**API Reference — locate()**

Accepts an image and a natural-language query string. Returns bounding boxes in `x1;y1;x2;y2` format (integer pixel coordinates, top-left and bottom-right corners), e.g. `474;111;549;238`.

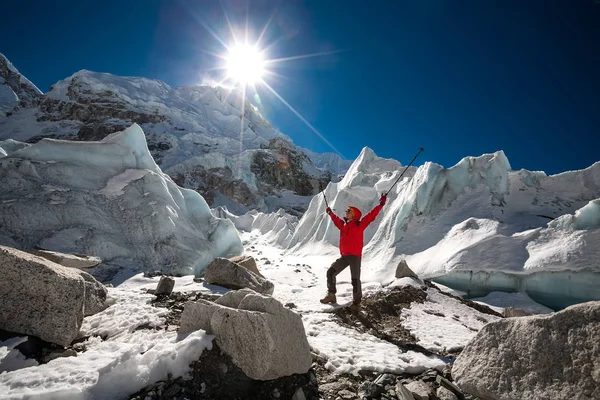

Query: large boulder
155;276;175;295
28;250;107;317
76;270;108;316
229;255;264;278
0;246;87;346
180;290;312;380
204;257;274;295
453;301;600;400
395;259;418;279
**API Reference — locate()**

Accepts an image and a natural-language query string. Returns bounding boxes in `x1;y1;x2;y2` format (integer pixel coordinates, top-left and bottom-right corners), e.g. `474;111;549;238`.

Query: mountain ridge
0;55;351;215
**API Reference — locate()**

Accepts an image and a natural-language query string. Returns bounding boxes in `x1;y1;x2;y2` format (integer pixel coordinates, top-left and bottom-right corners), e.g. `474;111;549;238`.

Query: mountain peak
0;53;42;113
0;66;350;214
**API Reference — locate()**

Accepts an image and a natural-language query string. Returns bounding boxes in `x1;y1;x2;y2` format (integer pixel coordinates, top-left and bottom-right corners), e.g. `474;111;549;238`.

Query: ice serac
289;146;403;251
0;123;243;277
213;206;298;248
288;147;600;309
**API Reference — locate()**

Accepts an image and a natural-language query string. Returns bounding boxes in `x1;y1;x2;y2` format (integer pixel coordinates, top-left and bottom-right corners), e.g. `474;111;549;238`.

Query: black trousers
326;255;362;304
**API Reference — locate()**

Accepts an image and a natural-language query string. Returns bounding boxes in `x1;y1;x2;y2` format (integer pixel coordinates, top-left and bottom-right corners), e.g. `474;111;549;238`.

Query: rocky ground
128;282;493;400
2;282;493;400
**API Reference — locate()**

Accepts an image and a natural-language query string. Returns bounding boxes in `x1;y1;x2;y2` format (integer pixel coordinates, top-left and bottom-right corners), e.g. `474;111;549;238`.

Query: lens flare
225;44;265;84
189;3;348;158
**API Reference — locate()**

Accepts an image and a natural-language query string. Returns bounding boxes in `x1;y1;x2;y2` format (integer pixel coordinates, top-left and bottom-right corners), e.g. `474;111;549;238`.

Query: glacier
283;147;600;310
1;52;599;309
4;121;594;309
0;124;243;278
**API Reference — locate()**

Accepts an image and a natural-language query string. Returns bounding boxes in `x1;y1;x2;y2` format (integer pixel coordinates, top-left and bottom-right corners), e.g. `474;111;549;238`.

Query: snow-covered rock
0;124;243;276
453;301;600;400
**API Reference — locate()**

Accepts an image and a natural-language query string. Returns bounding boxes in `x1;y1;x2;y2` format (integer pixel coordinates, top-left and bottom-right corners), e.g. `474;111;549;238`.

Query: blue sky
1;0;599;174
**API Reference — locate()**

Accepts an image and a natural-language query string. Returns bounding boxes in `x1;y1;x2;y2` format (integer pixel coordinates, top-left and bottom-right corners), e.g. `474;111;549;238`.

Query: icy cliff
0;124;243;277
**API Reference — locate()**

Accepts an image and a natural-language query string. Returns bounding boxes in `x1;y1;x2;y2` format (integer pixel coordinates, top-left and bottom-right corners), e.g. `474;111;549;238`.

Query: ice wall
289;147;600;308
0;124;243;278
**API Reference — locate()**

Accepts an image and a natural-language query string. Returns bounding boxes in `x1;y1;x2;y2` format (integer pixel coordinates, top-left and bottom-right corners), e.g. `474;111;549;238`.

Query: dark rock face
172;165;258;207
36;77;167;141
0;55;42;112
251;139;328;197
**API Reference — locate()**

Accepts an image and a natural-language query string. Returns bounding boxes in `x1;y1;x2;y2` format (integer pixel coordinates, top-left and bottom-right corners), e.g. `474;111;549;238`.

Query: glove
379;194;387;206
326;207;332;214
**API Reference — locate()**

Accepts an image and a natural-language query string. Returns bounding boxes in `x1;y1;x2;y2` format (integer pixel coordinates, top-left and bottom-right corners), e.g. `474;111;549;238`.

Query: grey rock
180;291;311;380
405;381;430;400
336;389;356;400
437;387;459;400
395;259;418;279
162;383;181;398
435;375;464;400
214;288;257;308
0;246;85;346
25;250;107;317
180;299;220;333
155;276;175;295
396;382;414;400
374;373;396;386
229;255;264;278
359;381;383;398
43;348;78;363
204;257;274;295
30;249;101;269
292;387;306;400
319;381;352;394
76;270;108;316
501;307;531;317
453;301;600;400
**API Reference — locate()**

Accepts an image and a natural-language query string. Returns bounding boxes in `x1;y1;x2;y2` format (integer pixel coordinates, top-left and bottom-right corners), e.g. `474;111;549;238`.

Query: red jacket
327;204;383;257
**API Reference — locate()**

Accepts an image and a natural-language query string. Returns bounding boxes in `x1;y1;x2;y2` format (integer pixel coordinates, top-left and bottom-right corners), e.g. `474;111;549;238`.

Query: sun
191;4;347;157
225;44;265;85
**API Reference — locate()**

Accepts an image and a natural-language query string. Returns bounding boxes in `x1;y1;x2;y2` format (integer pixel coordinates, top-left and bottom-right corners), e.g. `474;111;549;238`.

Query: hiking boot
320;293;336;304
348;302;360;312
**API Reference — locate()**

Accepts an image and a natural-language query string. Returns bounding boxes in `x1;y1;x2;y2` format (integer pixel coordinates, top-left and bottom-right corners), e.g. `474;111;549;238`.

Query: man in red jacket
320;194;387;311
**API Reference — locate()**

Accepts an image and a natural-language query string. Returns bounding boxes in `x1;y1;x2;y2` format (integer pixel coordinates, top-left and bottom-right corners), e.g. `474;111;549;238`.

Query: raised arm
360;195;387;228
326;207;344;230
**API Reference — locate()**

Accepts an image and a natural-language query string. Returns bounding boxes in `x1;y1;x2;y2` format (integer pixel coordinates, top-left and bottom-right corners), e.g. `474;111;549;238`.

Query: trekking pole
319;181;329;208
385;148;424;196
